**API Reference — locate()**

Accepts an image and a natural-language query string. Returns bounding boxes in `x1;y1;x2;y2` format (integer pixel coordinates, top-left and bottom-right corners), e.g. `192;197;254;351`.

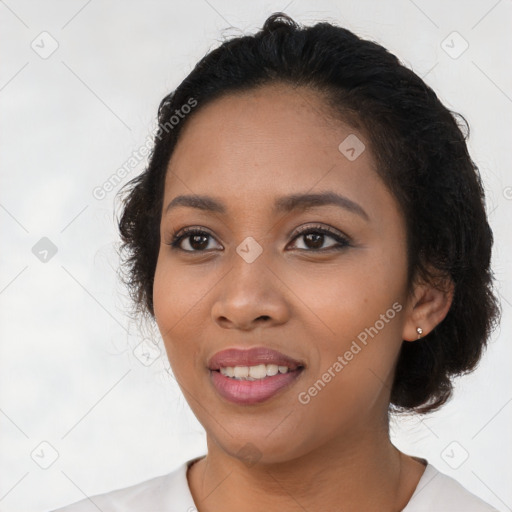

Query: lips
207;347;306;405
208;347;305;371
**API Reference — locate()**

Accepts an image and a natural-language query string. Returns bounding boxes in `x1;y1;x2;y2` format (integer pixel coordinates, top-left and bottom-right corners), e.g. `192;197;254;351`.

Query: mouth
208;347;305;405
217;363;302;380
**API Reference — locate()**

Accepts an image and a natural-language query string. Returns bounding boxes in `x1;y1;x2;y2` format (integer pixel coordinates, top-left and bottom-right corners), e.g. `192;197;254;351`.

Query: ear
402;274;454;342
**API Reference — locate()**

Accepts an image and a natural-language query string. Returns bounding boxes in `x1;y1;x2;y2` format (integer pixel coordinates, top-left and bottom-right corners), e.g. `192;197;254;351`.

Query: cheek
297;253;406;399
310;287;403;378
152;255;208;369
303;253;405;339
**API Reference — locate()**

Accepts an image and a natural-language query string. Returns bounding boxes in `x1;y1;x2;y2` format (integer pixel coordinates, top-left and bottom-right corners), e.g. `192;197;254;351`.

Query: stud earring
416;327;423;339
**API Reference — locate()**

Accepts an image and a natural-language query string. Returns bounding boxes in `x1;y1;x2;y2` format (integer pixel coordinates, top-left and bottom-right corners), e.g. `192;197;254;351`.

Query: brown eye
186;233;210;251
289;225;350;251
168;228;222;252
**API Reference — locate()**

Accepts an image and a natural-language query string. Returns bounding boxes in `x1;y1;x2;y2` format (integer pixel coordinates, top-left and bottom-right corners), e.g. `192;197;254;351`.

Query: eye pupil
305;233;323;249
190;234;209;250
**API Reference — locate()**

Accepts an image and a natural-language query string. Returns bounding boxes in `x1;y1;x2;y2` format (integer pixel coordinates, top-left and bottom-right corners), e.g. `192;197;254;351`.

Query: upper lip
208;347;305;371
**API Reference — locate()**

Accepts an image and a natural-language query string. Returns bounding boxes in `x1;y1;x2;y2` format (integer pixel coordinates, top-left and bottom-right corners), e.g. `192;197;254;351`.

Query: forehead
168;84;359;174
162;84;396;223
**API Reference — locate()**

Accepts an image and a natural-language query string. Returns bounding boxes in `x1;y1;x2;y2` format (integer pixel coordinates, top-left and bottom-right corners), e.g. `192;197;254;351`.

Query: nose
211;252;290;331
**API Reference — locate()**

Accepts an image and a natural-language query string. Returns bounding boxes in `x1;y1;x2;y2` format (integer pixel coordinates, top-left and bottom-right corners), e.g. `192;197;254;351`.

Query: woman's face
153;84;415;463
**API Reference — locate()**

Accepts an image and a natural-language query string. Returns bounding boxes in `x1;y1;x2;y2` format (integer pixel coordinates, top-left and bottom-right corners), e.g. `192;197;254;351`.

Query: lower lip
209;368;304;405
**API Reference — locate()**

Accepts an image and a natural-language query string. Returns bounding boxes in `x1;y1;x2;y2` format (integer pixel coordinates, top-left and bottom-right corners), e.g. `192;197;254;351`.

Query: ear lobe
402;276;454;342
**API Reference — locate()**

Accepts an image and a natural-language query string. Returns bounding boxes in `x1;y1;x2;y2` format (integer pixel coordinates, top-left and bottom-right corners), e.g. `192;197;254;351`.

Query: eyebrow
165;191;369;221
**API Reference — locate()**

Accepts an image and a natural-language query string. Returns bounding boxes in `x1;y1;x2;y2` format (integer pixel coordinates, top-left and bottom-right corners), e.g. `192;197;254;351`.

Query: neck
187;423;422;512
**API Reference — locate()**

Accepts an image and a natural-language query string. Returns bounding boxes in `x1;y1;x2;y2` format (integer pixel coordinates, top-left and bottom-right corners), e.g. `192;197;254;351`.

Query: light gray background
1;1;511;511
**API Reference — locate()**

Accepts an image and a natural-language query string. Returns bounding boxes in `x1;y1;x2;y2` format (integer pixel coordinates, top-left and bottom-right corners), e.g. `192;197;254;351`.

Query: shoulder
403;462;499;512
50;458;200;512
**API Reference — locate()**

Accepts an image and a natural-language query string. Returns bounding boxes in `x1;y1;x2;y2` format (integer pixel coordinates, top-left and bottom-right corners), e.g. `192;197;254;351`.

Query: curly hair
116;12;500;414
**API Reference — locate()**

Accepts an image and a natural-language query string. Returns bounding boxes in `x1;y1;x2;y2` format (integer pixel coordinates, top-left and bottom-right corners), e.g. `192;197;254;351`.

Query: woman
54;12;501;512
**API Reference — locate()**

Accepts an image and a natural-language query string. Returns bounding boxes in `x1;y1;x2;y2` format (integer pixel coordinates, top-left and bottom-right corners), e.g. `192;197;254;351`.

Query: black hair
116;12;500;414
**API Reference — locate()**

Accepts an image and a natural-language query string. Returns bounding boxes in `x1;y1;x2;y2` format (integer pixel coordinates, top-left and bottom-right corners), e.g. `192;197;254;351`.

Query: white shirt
52;455;499;512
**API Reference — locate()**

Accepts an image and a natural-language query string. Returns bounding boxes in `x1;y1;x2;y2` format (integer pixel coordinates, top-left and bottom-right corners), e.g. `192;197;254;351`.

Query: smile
219;363;294;379
210;366;304;405
208;347;306;405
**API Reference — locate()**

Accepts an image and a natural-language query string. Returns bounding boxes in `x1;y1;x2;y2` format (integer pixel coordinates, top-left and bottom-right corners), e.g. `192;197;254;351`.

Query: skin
153;83;453;512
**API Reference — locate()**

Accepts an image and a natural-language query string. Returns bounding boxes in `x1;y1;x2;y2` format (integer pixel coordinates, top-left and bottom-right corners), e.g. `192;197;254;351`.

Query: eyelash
165;224;351;253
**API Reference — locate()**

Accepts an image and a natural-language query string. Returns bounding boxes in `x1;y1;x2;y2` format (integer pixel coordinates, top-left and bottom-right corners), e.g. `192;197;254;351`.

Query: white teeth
249;364;267;379
219;364;294;380
266;364;279;376
233;366;249;378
